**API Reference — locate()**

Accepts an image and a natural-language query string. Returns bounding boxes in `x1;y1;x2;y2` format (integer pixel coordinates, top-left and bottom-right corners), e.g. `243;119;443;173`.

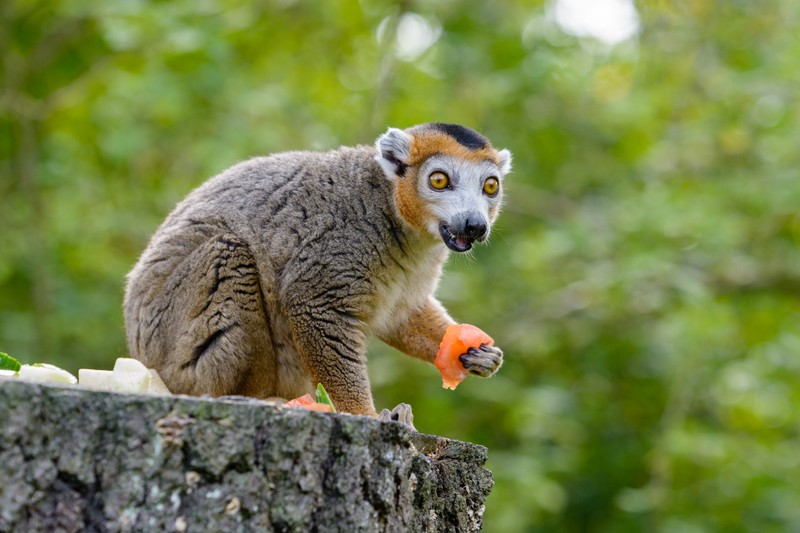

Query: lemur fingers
459;344;503;378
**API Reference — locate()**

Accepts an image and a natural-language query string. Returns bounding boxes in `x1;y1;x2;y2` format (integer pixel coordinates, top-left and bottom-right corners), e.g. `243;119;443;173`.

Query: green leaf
315;383;336;413
0;352;22;372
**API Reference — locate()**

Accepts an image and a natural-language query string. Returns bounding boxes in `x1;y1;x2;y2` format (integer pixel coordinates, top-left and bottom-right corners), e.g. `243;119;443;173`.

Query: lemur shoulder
124;122;512;423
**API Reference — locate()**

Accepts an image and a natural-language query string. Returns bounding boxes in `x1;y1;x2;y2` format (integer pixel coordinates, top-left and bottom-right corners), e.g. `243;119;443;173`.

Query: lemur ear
375;128;413;179
497;149;513;176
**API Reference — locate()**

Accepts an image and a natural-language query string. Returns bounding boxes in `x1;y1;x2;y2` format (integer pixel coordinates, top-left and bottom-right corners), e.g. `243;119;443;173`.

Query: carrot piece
286;393;333;412
303;402;334;412
286;393;315;407
434;324;494;390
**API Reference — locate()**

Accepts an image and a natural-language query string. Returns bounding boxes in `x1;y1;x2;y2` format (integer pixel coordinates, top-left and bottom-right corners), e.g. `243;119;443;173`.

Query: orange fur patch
394;168;433;231
407;132;502;167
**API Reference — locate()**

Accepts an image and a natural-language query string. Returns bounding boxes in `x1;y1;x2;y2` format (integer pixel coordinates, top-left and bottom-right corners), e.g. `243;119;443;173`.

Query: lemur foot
459;344;503;378
378;402;416;431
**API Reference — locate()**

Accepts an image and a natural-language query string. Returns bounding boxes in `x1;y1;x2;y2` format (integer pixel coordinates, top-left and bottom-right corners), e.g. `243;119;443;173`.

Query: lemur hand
459;344;503;378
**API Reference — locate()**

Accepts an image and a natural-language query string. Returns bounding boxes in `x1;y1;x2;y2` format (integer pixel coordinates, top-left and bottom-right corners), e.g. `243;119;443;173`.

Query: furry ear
497;148;513;176
375;127;413;179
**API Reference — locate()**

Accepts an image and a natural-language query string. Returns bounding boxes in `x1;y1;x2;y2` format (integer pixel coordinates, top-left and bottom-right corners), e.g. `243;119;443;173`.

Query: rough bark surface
0;380;493;532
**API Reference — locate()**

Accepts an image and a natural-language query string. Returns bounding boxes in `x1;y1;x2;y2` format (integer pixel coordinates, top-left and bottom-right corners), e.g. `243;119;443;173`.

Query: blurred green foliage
2;1;800;531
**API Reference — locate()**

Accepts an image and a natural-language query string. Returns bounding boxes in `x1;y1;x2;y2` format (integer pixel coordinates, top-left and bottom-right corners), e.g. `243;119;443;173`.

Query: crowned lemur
124;123;511;425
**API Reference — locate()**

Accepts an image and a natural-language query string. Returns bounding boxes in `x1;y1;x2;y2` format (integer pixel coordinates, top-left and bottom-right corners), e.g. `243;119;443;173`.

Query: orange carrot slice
434;323;494;390
304;402;334;412
286;393;314;407
286;393;333;412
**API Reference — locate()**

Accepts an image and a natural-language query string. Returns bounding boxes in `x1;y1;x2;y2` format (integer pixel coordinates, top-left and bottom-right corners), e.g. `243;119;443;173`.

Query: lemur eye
429;172;450;190
483;177;499;196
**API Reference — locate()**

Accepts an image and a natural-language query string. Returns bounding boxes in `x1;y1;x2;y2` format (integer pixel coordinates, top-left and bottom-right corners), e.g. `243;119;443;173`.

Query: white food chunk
147;368;172;395
110;358;152;393
18;364;77;385
78;369;115;390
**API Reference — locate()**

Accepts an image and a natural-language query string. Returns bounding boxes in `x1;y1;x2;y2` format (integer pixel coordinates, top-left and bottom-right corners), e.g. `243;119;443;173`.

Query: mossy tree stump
0;380;493;532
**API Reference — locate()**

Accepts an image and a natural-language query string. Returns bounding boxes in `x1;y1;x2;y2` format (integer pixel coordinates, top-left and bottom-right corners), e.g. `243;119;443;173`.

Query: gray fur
125;126;509;417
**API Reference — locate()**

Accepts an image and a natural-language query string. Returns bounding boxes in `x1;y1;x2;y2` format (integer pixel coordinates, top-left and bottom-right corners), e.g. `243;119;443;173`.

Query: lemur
124;123;511;425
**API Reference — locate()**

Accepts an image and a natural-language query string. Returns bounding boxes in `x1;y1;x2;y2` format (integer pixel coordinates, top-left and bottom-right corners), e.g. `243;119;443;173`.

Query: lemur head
375;123;512;252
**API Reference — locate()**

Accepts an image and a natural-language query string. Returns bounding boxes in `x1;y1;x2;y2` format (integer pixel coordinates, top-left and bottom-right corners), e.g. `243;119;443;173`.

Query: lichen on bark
0;380;493;532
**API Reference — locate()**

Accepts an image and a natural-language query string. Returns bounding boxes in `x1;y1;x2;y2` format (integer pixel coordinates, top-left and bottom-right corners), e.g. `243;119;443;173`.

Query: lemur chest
367;247;446;336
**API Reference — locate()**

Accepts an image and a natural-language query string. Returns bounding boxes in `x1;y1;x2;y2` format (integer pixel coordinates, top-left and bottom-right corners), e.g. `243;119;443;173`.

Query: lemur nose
464;217;487;239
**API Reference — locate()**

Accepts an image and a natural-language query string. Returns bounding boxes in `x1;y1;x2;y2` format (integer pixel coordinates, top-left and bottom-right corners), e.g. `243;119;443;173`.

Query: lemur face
375;123;512;252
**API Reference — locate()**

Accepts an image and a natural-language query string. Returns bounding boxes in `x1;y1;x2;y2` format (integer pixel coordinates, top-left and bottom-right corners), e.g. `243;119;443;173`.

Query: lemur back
124;123;511;417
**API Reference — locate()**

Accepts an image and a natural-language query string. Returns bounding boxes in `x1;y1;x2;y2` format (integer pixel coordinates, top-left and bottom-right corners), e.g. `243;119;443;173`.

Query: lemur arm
379;297;504;378
284;297;377;416
378;297;453;363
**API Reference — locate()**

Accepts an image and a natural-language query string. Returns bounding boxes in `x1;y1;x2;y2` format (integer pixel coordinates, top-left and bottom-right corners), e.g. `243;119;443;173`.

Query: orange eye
429;172;450;190
483;177;499;196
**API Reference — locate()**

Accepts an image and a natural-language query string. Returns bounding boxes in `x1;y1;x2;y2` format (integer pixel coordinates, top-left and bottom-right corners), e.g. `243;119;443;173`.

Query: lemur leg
127;227;276;397
284;303;376;416
172;233;277;396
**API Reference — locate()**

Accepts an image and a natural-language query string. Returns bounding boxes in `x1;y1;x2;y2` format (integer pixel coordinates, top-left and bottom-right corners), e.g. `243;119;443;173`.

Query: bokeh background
2;0;800;531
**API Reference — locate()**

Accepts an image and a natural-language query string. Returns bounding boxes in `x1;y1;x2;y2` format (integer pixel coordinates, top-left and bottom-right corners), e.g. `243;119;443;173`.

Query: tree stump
0;380;493;532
